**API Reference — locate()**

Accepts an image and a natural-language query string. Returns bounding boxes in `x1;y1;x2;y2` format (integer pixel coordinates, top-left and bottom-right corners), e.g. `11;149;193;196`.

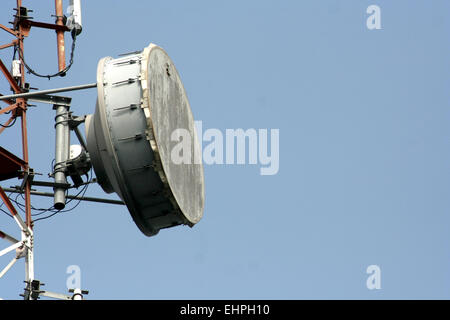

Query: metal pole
2;188;125;205
16;0;35;288
0;83;97;100
53;104;70;210
55;0;66;73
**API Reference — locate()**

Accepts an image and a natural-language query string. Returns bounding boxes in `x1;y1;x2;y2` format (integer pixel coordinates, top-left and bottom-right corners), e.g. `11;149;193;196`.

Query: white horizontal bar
0;83;97;100
40;291;72;300
0;241;23;258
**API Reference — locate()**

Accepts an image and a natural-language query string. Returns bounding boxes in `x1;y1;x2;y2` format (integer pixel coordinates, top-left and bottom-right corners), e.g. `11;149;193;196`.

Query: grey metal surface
3;188;124;205
0;83;96;101
85;43;204;236
145;45;204;225
53;105;70;210
28;95;71;106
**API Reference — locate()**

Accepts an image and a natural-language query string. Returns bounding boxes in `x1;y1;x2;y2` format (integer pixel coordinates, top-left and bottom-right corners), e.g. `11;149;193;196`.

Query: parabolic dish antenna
85;43;204;236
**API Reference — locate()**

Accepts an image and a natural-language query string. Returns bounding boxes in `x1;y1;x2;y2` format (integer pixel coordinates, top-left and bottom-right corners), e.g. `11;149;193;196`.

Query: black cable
15;32;77;80
4;168;92;222
0;208;13;218
0;192;15;218
11;175;83;216
12;192;26;214
17;193;55;216
8;192;48;217
32;183;88;222
0;117;17;128
13;194;56;216
50;159;55;177
33;170;92;223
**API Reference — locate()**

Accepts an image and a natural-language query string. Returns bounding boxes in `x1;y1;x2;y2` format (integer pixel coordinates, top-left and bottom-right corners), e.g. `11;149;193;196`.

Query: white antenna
66;0;82;36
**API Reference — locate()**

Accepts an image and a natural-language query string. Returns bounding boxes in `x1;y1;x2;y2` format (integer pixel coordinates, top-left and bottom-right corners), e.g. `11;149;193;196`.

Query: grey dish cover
85;43;205;237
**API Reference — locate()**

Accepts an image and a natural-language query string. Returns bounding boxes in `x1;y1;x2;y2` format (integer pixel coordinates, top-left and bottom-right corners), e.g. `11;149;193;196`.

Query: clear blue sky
1;0;449;299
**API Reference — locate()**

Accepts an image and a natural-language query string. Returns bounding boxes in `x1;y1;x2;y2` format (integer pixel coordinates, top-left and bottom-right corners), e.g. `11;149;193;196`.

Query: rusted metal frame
0;93;15;105
0;23;17;37
0;230;19;245
17;96;31;228
55;0;66;72
0;187;30;235
0;39;18;51
11;0;31;231
0;145;26;168
0;116;15;135
0;187;19;217
0;59;21;94
20;19;69;33
0;186;28;233
0;102;19;116
18;99;31;229
14;0;34;285
20;112;32;229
